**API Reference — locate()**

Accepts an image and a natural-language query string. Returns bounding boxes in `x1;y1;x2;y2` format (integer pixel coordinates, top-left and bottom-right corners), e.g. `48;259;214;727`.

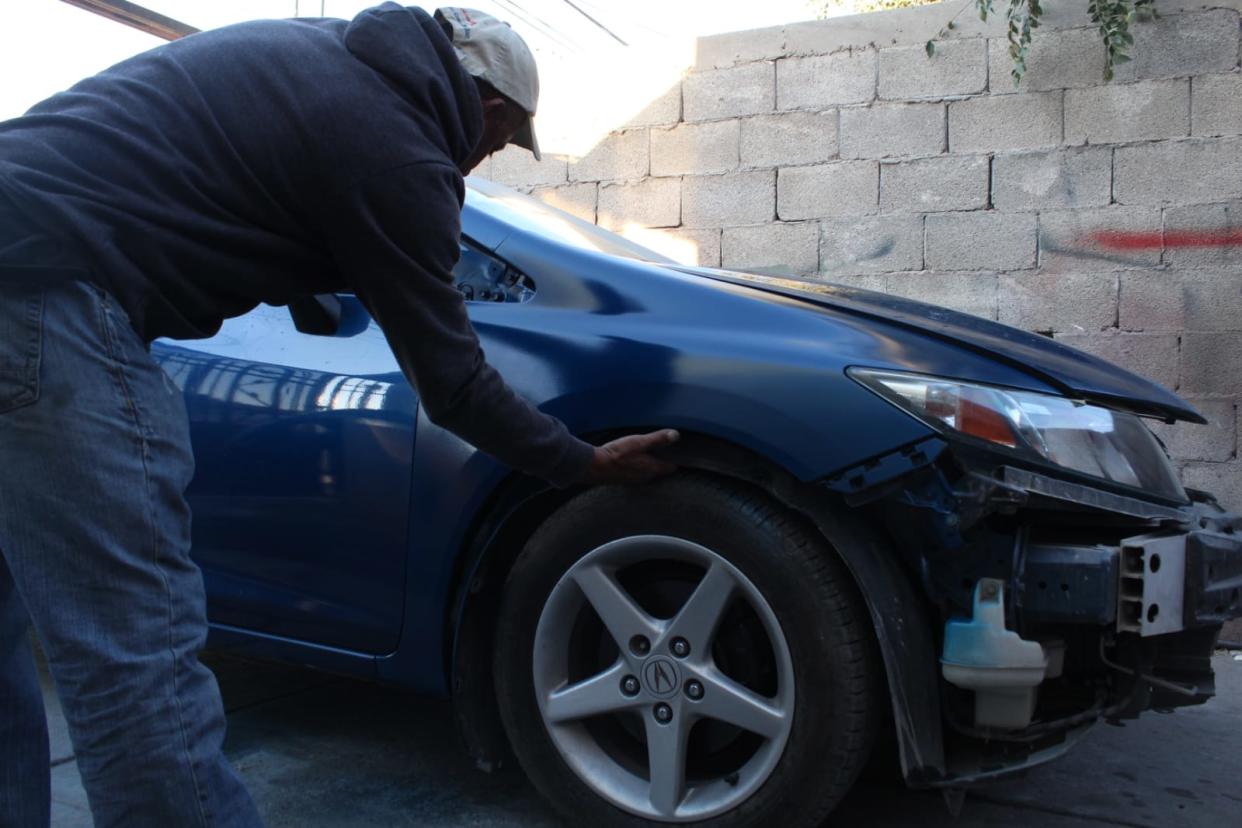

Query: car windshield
465;177;675;264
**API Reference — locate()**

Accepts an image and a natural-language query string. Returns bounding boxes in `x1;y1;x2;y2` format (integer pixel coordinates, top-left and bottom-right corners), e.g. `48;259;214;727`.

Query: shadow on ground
47;652;1242;827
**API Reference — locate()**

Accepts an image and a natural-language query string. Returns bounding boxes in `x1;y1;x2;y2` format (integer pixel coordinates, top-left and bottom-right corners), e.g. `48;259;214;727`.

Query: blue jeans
0;277;262;827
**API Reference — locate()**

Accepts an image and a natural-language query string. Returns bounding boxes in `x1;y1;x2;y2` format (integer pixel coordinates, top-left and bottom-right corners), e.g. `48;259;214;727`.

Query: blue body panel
681;268;1202;423
154;301;416;657
153;183;1197;694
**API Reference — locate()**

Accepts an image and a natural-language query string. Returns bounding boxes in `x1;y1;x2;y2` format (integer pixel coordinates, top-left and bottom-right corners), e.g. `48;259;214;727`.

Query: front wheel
494;474;880;827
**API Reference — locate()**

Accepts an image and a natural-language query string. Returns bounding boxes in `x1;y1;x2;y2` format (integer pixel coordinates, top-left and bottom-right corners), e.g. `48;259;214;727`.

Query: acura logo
642;657;679;698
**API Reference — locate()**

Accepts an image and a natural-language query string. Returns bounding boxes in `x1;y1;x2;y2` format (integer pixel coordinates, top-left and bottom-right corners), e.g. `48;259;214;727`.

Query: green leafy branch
923;0;1159;84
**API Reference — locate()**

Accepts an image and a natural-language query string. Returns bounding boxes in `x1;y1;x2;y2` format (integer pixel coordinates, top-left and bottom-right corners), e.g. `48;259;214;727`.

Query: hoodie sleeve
324;160;595;488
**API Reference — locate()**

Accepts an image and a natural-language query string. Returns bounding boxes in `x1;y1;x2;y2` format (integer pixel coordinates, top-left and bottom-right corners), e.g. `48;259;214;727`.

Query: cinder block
638;227;721;267
597;178;680;231
992;148;1112;210
1064;79;1190;145
624;85;682;128
1184;270;1242;330
682;171;775;228
777;50;877;109
820;214;924;275
1163;203;1242;268
722;222;821;275
680;228;722;267
782;3;1007;57
1054;331;1179;389
885;271;999;319
988;28;1106;93
998;271;1117;331
683;63;775;122
1028;0;1093;30
472;154;493;181
741;111;839;168
693;26;785;70
1151;399;1236;462
489;147;568;188
1192;73;1242;137
1114;138;1242;205
825;273;888;292
569;130;648;183
1182;332;1242;394
840;103;945;159
879;39;988;101
879;155;989;213
528;183;597;224
1038;206;1163;269
1114;10;1240;83
1119;270;1186;331
948;91;1062;152
928;212;1038;271
650;121;740;177
777;162;879;220
1182;460;1242;511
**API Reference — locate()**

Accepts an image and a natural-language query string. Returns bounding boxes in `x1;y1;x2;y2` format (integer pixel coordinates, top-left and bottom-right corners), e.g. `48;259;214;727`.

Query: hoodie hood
682;268;1206;425
344;3;482;168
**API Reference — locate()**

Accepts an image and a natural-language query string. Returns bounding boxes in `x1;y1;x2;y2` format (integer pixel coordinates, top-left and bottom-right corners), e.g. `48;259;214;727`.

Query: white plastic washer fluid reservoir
941;578;1050;730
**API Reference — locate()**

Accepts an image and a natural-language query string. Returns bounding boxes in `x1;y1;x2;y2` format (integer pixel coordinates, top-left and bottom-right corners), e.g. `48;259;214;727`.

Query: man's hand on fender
584;429;680;485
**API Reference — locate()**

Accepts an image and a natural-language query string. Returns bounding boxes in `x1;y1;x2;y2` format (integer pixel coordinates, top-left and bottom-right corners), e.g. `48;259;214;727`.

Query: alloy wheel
532;535;795;822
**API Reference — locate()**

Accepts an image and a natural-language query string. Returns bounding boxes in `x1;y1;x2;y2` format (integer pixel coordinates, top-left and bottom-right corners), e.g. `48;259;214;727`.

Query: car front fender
446;433;949;782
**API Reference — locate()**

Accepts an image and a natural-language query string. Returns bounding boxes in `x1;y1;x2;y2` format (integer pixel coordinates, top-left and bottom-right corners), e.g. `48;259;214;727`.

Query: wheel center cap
642;656;679;698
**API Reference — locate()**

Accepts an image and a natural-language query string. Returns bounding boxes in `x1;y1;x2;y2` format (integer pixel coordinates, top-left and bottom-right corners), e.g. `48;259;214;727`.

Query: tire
494;472;880;827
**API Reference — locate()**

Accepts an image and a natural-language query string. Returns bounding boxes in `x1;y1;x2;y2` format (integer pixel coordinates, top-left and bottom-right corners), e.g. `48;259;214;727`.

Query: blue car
154;178;1242;827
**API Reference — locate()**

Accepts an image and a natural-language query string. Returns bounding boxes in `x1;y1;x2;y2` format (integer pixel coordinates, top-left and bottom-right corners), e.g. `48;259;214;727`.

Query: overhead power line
559;0;627;46
500;0;564;38
574;0;672;39
492;0;579;54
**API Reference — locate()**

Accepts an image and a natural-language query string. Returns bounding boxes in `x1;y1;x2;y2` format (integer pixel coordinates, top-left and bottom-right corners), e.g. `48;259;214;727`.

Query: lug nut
621;675;640;697
654;703;673;724
630;635;651;656
685;680;704;701
670;637;690;658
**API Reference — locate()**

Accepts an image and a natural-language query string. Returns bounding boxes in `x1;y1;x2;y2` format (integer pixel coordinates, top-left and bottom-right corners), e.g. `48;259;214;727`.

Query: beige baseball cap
435;7;541;160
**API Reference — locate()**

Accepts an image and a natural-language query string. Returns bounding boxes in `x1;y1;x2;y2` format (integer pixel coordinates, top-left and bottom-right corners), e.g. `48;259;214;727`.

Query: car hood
677;267;1204;424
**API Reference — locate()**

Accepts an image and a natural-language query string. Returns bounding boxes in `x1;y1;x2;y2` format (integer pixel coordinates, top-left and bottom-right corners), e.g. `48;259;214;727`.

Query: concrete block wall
483;0;1242;508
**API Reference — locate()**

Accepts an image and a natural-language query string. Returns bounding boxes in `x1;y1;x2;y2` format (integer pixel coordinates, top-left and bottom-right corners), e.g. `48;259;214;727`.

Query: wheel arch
447;430;947;783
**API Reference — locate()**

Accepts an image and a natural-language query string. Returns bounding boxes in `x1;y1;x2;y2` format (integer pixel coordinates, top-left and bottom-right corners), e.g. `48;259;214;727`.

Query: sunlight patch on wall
619;226;702;267
536;40;694;158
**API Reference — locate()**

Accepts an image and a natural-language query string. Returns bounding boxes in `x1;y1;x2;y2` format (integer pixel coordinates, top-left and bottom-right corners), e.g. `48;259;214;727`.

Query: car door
152;295;418;654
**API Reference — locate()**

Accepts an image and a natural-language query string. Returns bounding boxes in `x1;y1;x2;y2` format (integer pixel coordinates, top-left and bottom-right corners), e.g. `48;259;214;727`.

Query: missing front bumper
1022;507;1242;634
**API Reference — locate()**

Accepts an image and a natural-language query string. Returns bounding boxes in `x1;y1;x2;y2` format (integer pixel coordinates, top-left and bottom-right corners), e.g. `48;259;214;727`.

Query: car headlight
849;368;1186;502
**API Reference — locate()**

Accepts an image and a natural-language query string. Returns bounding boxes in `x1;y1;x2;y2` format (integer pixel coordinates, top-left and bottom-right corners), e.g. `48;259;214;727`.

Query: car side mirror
288;294;342;335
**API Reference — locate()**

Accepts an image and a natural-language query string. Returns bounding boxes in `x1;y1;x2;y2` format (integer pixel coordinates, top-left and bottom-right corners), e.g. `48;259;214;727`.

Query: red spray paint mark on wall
1088;229;1242;251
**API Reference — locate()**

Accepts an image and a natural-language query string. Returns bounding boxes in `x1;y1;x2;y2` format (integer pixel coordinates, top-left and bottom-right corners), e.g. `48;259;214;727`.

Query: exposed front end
830;370;1242;784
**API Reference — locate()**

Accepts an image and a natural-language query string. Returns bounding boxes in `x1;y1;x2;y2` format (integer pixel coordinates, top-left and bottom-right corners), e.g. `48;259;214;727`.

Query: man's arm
323;162;675;486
